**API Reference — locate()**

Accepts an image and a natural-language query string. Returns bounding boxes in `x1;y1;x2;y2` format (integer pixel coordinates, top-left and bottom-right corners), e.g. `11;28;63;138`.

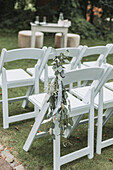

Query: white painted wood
27;46;86;91
8;111;37;123
96;88;103;154
88;87;94;159
35;131;49;138
102;108;113;126
30;22;70;48
53;120;60;170
60;147;90;165
23;67;106;169
83;44;113;67
69;63;113;154
23;102;49;151
2;48;44;62
63;67;104;85
22;85;34;108
0;47;51;128
27;46;83;76
101;138;113;148
80;45;113;86
2;67;9;128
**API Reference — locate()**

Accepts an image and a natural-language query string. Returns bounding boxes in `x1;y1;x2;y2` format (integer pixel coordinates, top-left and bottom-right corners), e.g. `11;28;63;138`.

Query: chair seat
80;64;88;69
0;69;34;88
29;93;49;109
83;61;97;67
94;87;113;109
105;82;113;91
71;86;113;109
27;64;70;82
29;92;90;117
67;92;90;116
71;86;90;100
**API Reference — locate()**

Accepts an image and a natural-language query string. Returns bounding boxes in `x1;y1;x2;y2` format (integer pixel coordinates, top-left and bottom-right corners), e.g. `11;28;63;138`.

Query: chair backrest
35;47;52;78
0;47;46;73
95;63;113;93
48;47;82;60
108;44;113;55
63;67;104;86
47;46;86;70
81;44;113;67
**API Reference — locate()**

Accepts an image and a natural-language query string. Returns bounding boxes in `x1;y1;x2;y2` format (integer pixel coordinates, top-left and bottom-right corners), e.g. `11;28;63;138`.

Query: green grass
0;31;113;169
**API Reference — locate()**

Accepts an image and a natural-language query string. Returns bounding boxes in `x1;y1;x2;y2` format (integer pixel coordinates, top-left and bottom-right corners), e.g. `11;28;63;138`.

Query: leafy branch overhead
47;49;72;139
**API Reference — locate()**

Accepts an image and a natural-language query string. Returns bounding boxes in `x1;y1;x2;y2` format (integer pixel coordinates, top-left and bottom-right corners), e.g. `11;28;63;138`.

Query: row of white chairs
0;44;112;128
23;64;113;170
1;44;113;169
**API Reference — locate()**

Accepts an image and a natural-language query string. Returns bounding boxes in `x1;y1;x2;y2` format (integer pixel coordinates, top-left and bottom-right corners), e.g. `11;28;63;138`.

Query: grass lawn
0;30;113;170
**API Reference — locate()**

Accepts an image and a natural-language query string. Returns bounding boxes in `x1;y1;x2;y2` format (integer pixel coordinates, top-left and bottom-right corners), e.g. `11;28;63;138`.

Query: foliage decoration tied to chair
46;50;72;139
0;47;51;129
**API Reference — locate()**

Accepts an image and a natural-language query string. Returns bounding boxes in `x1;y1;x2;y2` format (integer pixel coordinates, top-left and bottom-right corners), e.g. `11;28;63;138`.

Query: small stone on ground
0;144;25;170
0;156;13;170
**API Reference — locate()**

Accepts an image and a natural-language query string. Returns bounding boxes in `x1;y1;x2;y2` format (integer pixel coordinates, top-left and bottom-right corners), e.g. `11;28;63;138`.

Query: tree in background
15;0;26;10
0;0;112;40
0;0;16;22
99;0;113;31
77;0;89;19
34;0;73;22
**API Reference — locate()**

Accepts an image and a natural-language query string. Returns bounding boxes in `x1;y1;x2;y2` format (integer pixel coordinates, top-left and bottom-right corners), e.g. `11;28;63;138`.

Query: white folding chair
23;67;106;170
63;64;113;138
26;46;89;90
75;45;113;87
0;47;51;129
67;63;113;154
104;46;113;90
95;64;113;154
23;46;84;108
82;45;113;133
82;44;113;68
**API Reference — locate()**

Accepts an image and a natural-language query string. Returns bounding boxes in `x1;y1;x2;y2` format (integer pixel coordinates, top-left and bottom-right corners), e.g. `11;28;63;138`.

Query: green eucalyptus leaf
69;118;73;126
64;59;70;64
64;50;69;56
52;61;56;65
64;106;68;113
57;66;63;72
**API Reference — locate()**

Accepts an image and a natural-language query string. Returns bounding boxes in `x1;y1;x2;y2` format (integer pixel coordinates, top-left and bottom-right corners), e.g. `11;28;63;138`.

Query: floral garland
47;50;72;139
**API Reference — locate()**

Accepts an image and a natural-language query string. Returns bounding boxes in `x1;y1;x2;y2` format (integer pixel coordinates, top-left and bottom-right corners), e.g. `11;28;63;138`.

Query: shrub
70;16;97;39
0;9;35;33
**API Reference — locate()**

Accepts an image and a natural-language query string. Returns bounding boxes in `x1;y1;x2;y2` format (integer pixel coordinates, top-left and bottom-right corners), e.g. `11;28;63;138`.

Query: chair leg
2;86;9;129
96;106;103;154
22;85;34;108
23;102;49;151
88;103;94;159
96;89;103;155
53;120;60;170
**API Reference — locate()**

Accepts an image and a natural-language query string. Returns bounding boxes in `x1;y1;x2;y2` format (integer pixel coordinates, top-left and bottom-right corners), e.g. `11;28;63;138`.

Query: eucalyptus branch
46;49;72;139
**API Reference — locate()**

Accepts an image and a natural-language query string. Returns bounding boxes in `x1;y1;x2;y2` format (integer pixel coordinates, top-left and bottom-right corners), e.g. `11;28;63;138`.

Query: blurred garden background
0;0;113;170
0;0;113;41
